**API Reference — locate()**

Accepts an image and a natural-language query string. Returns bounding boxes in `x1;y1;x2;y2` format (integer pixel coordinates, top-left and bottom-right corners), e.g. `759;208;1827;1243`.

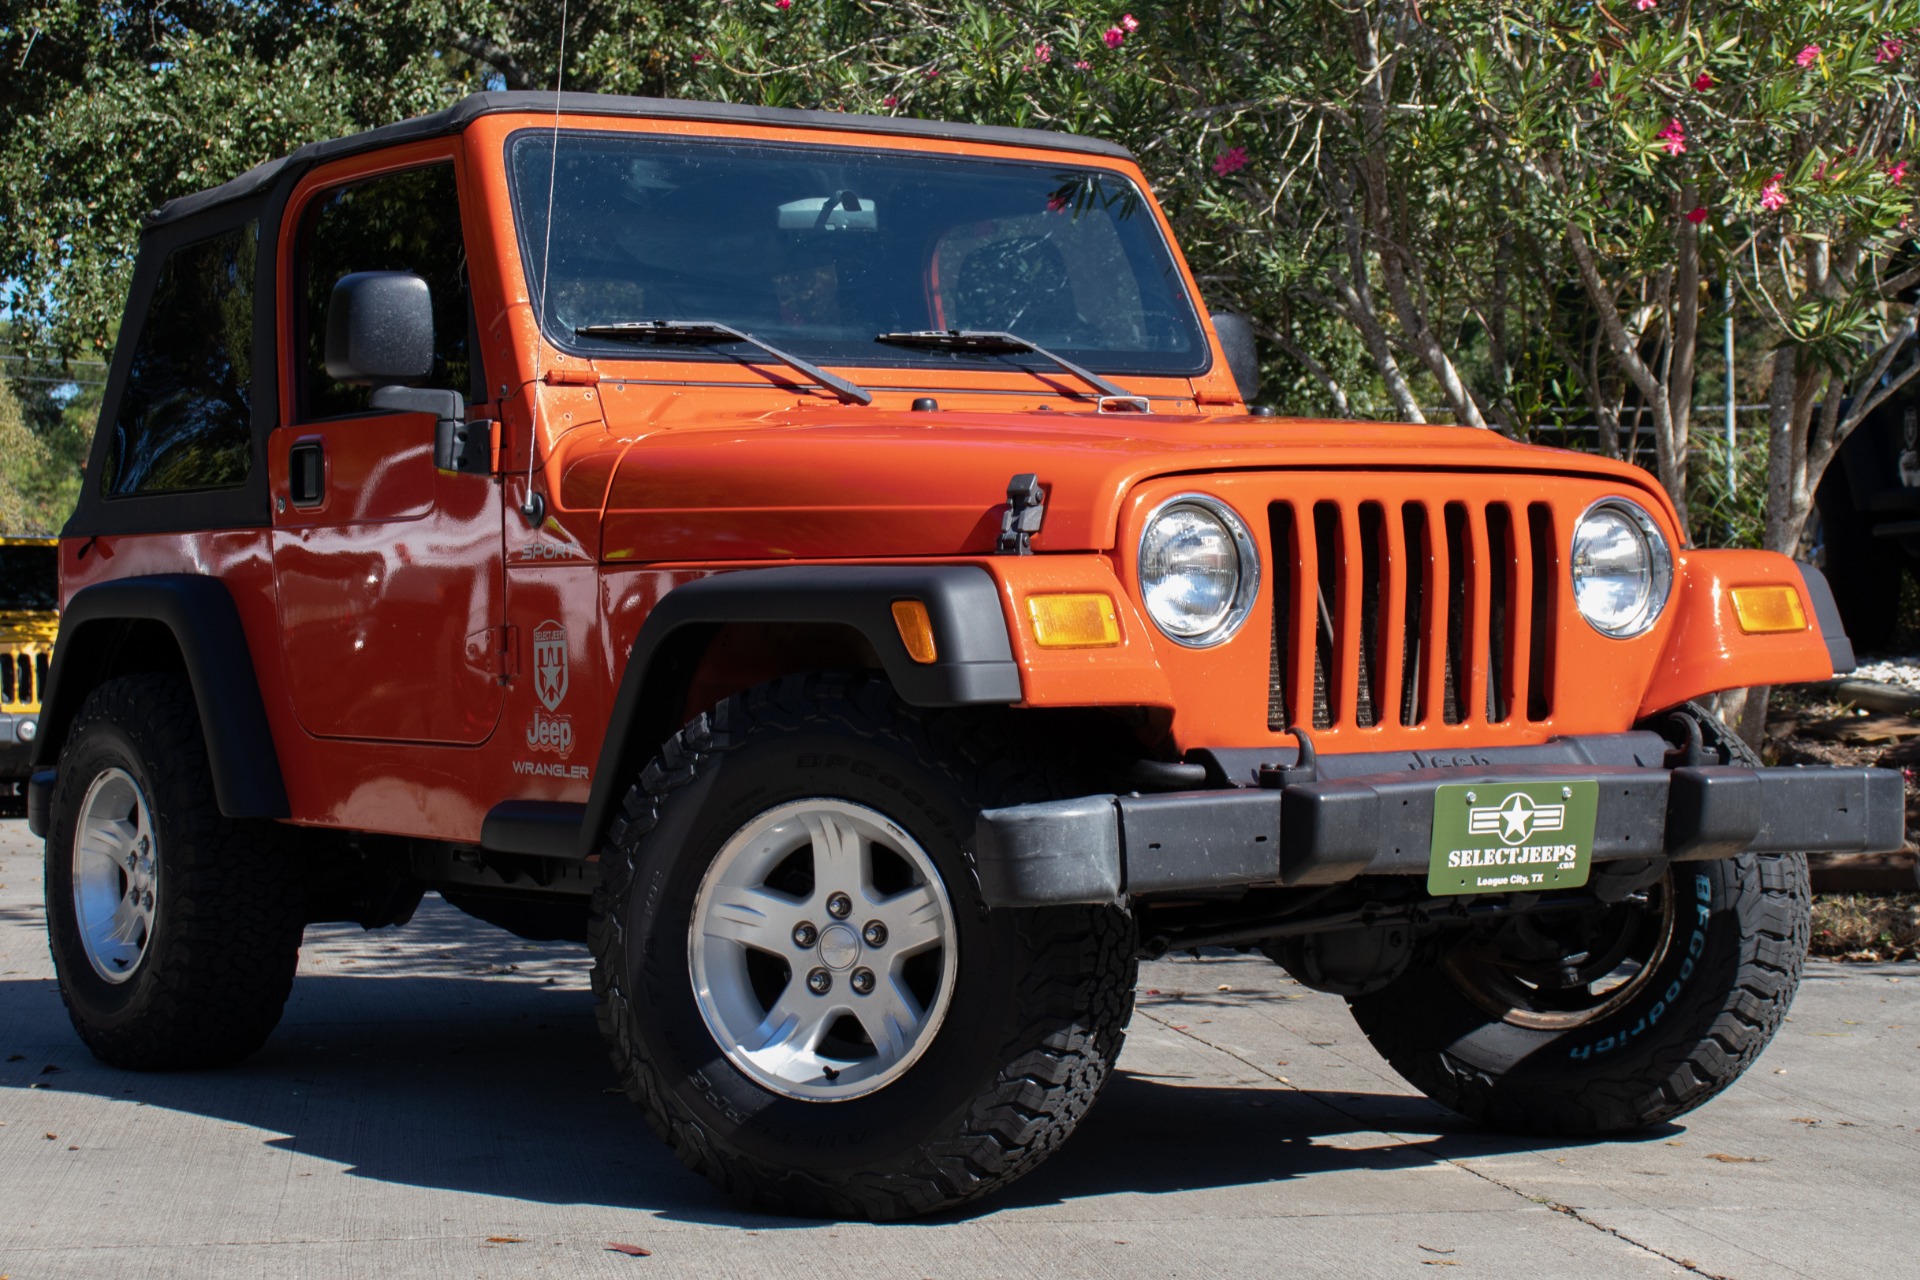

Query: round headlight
1137;495;1260;646
1570;498;1673;638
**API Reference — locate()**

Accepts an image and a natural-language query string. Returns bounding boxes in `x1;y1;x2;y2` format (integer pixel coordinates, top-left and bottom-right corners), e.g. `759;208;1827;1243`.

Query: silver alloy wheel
688;798;959;1102
71;767;159;984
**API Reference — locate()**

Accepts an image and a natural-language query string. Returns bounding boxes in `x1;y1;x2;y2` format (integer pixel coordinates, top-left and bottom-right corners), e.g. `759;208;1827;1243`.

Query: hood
0;610;58;644
578;405;1673;563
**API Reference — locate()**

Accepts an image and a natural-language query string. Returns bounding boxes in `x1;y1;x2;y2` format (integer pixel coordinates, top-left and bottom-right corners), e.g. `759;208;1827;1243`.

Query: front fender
1637;551;1844;718
577;564;1022;857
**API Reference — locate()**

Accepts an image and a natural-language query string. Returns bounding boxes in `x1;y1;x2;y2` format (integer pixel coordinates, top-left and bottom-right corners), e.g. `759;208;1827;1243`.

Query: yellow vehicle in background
0;536;56;793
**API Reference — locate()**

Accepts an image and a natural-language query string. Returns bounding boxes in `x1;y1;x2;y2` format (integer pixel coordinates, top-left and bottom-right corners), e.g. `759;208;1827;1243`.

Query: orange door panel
270;412;506;744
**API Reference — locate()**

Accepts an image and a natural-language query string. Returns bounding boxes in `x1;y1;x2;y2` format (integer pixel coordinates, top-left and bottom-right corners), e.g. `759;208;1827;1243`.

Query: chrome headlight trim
1136;493;1262;649
1570;496;1674;639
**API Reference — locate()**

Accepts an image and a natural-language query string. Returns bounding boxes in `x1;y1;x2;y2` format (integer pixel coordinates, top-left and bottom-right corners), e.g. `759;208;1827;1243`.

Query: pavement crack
1441;1159;1737;1280
1138;1008;1740;1278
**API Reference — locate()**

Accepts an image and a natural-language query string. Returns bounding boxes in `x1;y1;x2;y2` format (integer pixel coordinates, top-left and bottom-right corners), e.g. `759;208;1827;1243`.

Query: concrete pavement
1;817;1914;1279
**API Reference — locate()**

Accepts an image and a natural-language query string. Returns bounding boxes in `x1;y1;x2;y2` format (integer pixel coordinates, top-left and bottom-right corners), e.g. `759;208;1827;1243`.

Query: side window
299;164;476;419
101;223;256;497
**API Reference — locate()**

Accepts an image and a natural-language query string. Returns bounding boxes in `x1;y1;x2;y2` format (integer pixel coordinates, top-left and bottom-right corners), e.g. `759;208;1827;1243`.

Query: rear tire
589;673;1135;1220
44;675;303;1070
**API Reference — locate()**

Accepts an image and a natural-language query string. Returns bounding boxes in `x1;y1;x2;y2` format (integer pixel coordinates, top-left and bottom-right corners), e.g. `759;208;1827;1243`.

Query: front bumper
973;753;1906;907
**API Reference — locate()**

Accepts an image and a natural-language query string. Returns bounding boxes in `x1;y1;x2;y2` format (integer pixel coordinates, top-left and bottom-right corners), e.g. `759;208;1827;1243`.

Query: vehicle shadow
0;903;1657;1227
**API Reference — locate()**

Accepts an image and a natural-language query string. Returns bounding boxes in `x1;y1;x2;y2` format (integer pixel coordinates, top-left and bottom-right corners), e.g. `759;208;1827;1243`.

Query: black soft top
148;90;1136;229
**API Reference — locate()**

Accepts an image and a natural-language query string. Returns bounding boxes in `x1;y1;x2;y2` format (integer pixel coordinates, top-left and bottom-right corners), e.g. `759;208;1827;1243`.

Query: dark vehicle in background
1817;385;1920;651
0;536;57;793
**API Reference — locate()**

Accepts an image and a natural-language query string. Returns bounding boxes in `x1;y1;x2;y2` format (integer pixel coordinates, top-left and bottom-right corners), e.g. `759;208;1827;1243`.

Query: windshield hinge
997;473;1046;555
467;625;520;685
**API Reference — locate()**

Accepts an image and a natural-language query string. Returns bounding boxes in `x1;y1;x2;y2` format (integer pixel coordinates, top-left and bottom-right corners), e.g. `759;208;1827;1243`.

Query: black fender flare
569;564;1021;857
33;574;289;821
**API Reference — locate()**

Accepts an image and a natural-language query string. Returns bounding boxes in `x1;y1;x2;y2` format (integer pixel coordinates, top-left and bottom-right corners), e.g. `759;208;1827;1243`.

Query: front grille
1268;499;1556;733
0;648;48;711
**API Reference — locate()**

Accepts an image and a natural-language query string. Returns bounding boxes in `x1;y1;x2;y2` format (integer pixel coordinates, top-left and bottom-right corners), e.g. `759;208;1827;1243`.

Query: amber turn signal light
1730;585;1808;634
891;600;938;663
1027;593;1122;648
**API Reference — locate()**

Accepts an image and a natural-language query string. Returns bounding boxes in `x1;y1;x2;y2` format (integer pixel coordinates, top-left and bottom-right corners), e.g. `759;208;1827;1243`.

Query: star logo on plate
1466;791;1567;846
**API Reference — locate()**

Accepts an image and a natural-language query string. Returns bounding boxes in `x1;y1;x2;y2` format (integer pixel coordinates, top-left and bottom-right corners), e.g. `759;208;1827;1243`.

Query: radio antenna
522;0;568;526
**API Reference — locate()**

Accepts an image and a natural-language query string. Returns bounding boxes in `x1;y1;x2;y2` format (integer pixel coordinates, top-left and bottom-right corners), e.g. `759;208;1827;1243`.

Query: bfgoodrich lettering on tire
588;673;1136;1220
44;675;303;1070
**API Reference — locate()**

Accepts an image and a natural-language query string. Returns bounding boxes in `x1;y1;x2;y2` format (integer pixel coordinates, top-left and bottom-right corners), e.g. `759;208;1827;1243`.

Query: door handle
289;440;325;507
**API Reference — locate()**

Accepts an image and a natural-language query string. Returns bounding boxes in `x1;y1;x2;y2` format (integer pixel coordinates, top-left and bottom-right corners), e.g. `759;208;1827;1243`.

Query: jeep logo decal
533;620;569;711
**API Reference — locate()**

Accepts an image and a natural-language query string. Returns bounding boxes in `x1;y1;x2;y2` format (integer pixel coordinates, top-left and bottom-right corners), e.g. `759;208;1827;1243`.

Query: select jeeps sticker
526;619;575;756
1427;780;1598;896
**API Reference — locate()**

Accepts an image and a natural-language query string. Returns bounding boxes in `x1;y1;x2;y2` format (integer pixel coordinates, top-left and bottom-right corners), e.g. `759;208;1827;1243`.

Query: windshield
0;546;56;611
508;131;1209;378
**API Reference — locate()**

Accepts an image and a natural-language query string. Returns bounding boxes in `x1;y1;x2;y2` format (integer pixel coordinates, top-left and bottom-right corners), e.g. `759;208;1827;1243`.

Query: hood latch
996;473;1046;555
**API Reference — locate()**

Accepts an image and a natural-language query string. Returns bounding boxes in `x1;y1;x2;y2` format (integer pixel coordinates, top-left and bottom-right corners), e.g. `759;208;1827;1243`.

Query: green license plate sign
1427;780;1599;896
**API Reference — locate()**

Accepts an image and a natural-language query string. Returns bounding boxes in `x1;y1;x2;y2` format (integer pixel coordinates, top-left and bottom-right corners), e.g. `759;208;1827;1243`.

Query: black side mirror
1210;311;1261;405
325;271;491;474
325;271;434;385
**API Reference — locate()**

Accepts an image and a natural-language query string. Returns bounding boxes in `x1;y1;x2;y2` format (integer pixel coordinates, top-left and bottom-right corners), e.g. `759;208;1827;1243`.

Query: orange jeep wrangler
30;92;1903;1220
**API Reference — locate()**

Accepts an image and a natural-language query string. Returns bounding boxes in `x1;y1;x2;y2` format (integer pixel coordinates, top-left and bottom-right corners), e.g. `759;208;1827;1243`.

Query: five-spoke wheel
70;768;159;984
690;799;957;1100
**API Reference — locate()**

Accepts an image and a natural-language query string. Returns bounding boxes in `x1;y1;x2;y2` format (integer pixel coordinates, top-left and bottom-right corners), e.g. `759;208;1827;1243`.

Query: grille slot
1527;503;1557;721
1267;504;1294;731
1311;502;1340;729
1267;496;1556;735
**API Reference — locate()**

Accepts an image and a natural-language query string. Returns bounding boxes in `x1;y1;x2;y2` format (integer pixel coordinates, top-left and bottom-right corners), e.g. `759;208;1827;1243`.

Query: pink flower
1046;192;1072;213
1657;118;1686;156
1686;207;1709;224
925;66;940;78
775;0;791;8
1692;71;1714;90
1212;146;1249;177
882;95;897;107
1103;26;1125;48
1760;172;1788;211
1073;59;1091;70
1122;13;1140;31
1797;44;1821;68
1889;160;1910;185
692;51;705;62
1879;39;1906;63
1635;0;1656;9
1590;68;1605;87
1035;41;1052;63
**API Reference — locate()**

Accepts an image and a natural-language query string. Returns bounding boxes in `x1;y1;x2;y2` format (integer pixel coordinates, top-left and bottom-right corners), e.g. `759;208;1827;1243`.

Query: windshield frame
501;127;1213;382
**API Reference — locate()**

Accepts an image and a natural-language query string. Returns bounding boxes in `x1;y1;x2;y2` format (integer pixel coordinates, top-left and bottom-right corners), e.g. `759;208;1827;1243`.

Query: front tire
44;675;304;1070
589;673;1135;1220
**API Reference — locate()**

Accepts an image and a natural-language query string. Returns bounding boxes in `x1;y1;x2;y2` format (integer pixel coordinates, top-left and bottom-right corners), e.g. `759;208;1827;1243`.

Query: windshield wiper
575;319;873;406
874;329;1136;400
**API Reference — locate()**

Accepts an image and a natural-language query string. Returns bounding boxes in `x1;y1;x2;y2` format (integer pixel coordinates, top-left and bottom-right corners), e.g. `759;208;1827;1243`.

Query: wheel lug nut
826;892;852;919
792;922;818;948
850;967;875;995
806;968;832;995
862;921;887;947
142;890;153;909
